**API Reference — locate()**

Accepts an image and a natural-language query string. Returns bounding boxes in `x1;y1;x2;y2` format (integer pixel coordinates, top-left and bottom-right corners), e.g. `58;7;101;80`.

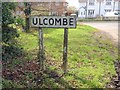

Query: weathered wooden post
38;27;45;70
63;27;68;74
62;12;68;74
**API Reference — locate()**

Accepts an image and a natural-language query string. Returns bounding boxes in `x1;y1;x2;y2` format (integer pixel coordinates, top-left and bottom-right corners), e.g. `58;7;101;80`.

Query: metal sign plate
31;16;76;28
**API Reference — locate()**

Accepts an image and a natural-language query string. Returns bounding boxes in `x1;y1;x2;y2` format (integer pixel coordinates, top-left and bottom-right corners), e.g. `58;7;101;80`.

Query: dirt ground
82;21;119;43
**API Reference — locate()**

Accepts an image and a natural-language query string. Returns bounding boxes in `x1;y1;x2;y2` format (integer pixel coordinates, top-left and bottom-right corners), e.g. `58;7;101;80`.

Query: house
78;0;120;18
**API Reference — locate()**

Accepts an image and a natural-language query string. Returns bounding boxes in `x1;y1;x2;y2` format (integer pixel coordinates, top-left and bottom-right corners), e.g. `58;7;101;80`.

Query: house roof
79;6;86;9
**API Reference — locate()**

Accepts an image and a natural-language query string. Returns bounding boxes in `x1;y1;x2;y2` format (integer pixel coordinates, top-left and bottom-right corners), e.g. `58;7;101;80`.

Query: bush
15;17;25;26
2;45;23;61
2;2;23;61
2;26;19;45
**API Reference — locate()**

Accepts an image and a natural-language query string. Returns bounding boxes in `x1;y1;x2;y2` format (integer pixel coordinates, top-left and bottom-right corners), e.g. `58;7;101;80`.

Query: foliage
2;3;16;26
15;17;25;26
2;45;23;61
2;2;22;61
67;6;77;15
24;2;31;16
2;26;19;45
2;79;20;88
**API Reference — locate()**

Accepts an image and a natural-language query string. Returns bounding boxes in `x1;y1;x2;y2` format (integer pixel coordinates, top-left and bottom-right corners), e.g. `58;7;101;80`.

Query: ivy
2;2;22;61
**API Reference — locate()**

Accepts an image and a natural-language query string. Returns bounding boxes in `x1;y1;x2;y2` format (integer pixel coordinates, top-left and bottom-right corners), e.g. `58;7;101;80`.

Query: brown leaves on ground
106;60;120;89
2;59;64;88
2;60;43;87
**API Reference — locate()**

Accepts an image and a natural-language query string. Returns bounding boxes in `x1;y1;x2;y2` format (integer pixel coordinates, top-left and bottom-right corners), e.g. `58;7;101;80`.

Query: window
88;10;94;15
106;2;111;5
105;9;111;12
89;2;94;5
81;11;85;15
106;0;112;5
89;0;95;5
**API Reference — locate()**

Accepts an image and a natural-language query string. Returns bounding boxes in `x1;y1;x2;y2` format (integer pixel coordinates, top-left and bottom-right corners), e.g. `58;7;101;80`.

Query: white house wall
114;1;119;11
78;0;119;18
78;2;86;18
87;0;99;17
104;0;114;11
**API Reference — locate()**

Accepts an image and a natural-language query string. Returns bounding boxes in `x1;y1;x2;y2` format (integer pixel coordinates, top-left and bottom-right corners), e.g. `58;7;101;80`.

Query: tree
24;2;31;32
67;6;77;15
2;2;21;61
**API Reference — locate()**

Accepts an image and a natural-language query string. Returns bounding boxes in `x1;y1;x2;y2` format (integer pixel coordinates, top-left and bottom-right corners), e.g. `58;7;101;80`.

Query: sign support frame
62;27;68;74
38;27;44;70
31;15;76;73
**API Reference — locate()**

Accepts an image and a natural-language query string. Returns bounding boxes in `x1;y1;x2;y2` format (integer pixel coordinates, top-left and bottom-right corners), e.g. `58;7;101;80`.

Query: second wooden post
38;27;44;70
63;28;68;74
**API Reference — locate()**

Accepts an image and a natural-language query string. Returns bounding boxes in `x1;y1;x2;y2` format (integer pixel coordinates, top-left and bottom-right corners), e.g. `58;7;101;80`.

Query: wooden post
63;28;68;74
38;27;44;70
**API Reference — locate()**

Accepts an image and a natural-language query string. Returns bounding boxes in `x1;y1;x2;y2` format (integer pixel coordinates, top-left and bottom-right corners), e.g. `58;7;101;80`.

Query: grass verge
2;24;118;88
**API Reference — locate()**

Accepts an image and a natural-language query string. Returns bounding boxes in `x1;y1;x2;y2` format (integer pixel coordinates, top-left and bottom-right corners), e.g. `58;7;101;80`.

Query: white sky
66;0;79;9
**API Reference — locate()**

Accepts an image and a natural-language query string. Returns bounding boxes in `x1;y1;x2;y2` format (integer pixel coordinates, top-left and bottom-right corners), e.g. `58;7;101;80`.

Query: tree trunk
25;17;30;32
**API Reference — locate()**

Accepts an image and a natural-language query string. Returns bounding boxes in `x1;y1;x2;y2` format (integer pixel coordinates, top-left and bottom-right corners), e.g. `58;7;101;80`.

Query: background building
78;0;120;18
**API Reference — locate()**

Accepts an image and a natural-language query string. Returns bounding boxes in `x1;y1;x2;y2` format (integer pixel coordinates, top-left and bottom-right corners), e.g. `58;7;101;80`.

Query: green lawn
3;24;118;88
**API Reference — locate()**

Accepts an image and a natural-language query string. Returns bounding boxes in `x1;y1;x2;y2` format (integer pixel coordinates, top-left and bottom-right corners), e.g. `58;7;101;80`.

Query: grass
3;24;118;88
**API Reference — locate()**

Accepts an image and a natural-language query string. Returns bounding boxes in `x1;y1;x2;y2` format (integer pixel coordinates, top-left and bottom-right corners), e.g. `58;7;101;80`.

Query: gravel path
82;21;119;43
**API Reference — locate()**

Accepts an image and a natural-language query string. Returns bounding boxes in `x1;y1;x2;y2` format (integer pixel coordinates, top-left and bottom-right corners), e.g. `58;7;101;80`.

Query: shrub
2;2;23;61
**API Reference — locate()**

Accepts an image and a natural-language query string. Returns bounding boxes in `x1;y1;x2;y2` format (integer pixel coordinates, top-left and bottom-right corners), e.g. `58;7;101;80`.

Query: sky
66;0;79;9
